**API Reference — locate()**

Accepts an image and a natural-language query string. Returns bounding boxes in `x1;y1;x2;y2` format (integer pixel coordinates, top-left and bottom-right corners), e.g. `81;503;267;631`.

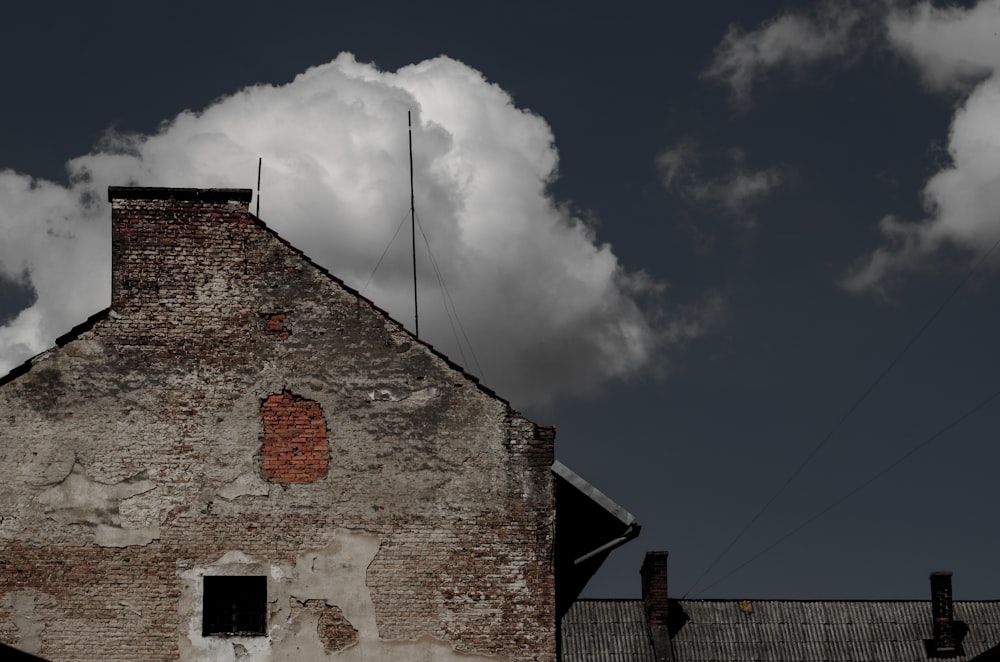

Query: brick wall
0;188;556;661
260;391;329;484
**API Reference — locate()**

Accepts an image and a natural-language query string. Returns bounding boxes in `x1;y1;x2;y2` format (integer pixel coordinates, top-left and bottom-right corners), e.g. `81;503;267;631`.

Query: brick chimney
110;187;254;308
641;551;669;626
641;551;673;661
108;187;257;361
929;571;958;657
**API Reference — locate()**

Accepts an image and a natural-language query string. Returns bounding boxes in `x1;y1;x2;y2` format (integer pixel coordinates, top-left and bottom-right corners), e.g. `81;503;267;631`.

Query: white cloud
844;1;1000;293
657;141;783;217
700;0;1000;292
0;54;706;406
0;174;110;363
704;1;867;106
886;0;1000;92
724;170;783;209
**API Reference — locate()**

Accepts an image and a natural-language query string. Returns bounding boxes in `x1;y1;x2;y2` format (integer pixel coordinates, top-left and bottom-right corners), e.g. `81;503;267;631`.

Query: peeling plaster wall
0;189;555;661
178;531;501;662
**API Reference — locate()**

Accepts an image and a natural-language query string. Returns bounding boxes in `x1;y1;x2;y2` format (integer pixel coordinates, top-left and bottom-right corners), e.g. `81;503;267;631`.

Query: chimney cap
931;571;954;578
108;187;253;204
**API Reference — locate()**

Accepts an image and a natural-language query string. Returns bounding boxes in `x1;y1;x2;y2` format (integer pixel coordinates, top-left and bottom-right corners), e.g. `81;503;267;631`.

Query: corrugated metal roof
562;599;1000;661
561;600;656;662
672;599;1000;661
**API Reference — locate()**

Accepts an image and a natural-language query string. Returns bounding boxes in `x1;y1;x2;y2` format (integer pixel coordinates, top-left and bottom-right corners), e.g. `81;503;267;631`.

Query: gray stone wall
0;188;555;661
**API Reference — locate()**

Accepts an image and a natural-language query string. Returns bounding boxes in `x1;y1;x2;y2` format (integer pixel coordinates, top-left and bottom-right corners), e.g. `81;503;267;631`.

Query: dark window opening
203;575;267;636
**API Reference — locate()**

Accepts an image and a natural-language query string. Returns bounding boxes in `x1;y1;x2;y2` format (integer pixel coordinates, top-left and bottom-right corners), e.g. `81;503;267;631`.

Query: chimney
641;551;669;626
110;187;253;309
108;187;256;361
929;571;957;657
641;551;673;661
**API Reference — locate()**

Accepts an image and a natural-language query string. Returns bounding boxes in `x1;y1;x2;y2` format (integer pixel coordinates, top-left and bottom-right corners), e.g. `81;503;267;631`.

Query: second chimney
641;551;669;626
641;551;672;662
930;571;957;657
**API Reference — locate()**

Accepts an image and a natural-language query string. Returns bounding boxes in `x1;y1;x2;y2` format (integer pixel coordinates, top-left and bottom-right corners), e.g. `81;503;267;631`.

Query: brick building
0;188;638;661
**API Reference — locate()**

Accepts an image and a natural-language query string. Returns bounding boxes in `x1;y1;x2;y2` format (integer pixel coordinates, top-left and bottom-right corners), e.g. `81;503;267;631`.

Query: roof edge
3;189;525;420
673;598;1000;604
108;187;253;203
0;308;110;387
241;210;515;409
553;459;637;526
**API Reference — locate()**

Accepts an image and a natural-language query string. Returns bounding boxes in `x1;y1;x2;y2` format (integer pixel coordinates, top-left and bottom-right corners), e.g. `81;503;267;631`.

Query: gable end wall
0;188;555;661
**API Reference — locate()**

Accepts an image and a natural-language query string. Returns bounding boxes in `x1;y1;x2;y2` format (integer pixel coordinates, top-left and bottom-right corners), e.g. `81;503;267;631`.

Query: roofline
2;188;522;414
108;187;253;204
0;308;110;388
240;208;507;406
20;187;506;404
108;186;503;402
553;459;636;526
571;597;1000;604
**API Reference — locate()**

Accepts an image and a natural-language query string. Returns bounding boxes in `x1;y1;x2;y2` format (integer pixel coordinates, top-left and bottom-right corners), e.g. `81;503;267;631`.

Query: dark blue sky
1;0;998;600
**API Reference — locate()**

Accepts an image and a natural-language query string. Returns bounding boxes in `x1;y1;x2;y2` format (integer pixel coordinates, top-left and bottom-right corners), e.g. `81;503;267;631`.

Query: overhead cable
694;384;1000;596
683;234;1000;598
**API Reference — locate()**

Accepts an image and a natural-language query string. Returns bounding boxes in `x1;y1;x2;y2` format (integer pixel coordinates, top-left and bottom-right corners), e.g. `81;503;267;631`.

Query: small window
203;576;267;636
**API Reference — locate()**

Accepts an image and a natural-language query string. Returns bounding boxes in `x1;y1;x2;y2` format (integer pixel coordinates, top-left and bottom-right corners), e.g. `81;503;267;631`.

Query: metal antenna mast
409;111;419;338
256;157;262;217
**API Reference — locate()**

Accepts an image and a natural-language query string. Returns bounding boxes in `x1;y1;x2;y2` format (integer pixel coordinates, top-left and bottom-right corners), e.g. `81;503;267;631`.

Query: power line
694;384;1000;596
360;209;412;298
408;110;419;338
413;210;485;380
414;211;469;369
359;207;484;379
683;235;1000;598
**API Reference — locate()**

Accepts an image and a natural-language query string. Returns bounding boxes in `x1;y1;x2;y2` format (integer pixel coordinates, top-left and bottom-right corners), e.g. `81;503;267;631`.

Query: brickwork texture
0;188;556;662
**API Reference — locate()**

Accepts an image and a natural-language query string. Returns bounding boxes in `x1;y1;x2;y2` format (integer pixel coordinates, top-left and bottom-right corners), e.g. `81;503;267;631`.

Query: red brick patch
261;312;290;339
260;391;328;483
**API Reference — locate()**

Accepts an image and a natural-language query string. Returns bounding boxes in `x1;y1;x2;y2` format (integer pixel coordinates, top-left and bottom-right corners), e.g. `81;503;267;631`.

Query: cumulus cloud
844;1;1000;292
704;1;869;106
0;176;110;363
701;0;1000;292
886;0;1000;92
657;140;783;219
0;53;707;406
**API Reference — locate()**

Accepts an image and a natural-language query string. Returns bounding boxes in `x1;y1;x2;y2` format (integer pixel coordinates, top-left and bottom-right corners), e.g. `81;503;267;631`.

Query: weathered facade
0;188;557;661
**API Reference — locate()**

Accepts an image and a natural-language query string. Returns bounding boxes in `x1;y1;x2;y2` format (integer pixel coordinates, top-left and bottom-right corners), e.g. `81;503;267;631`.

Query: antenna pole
256;157;262;217
409;111;419;338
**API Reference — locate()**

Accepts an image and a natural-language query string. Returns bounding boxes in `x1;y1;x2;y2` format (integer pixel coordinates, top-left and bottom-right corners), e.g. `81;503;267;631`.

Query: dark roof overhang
553;459;641;617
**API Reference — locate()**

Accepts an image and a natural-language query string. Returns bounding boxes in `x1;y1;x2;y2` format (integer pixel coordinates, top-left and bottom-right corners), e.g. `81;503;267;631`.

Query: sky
1;0;999;600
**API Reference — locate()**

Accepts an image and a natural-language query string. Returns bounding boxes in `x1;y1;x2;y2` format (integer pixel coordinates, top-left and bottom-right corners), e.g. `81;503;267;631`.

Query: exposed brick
641;551;669;626
316;603;359;652
260;391;329;484
0;188;556;662
261;312;290;339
